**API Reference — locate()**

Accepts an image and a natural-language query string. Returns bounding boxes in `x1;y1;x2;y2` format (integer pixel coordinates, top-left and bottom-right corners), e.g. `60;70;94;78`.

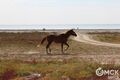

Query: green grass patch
88;32;120;44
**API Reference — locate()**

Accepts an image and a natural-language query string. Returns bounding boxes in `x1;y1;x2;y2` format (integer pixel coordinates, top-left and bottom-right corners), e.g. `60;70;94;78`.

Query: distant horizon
1;24;120;25
0;24;120;29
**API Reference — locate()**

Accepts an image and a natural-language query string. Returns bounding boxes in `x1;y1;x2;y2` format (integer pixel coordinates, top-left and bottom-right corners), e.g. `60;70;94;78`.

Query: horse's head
67;29;77;37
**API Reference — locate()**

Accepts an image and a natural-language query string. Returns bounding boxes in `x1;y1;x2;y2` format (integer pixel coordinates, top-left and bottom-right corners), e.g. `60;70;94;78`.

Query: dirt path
74;32;120;48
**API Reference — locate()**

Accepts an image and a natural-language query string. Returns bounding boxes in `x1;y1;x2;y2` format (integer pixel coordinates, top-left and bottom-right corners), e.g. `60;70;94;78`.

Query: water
0;24;120;30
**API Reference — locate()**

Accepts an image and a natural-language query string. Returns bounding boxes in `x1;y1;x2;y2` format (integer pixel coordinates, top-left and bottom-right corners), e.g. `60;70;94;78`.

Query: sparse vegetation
0;59;119;80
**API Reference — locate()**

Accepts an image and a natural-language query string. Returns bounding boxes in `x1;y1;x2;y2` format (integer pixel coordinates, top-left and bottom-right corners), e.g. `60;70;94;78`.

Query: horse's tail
41;37;47;44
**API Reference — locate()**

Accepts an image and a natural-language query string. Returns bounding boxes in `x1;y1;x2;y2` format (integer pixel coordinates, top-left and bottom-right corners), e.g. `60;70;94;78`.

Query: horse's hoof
62;52;69;55
65;49;68;51
47;53;51;55
62;52;65;54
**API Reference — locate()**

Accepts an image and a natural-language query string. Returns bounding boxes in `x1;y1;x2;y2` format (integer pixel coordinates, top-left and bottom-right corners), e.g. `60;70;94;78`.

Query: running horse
41;29;77;54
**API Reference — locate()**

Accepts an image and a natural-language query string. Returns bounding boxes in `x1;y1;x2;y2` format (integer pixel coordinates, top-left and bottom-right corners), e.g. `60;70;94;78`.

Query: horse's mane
65;29;73;34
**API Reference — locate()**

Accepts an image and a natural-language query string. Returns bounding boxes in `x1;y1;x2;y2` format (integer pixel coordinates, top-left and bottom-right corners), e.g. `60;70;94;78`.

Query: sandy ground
1;53;120;64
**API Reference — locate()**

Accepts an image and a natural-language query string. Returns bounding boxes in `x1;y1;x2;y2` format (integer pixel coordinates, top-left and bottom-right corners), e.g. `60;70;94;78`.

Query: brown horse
41;29;77;54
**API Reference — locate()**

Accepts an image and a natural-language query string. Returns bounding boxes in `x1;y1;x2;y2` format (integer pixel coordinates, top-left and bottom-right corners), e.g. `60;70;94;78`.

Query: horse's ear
70;29;74;31
68;29;74;32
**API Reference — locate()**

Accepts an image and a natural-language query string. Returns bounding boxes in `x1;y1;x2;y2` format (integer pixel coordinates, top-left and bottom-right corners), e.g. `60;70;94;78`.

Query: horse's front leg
61;43;64;54
64;43;69;51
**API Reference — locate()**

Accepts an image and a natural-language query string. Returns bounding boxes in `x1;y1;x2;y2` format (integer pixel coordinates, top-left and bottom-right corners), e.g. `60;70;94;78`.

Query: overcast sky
0;0;120;29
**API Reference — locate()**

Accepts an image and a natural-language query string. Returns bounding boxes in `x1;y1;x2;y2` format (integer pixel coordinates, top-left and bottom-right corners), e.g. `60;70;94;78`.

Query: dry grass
88;32;120;44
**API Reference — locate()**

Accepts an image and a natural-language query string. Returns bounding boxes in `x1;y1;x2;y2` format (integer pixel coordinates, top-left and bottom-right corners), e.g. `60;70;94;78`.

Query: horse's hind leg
46;41;52;55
